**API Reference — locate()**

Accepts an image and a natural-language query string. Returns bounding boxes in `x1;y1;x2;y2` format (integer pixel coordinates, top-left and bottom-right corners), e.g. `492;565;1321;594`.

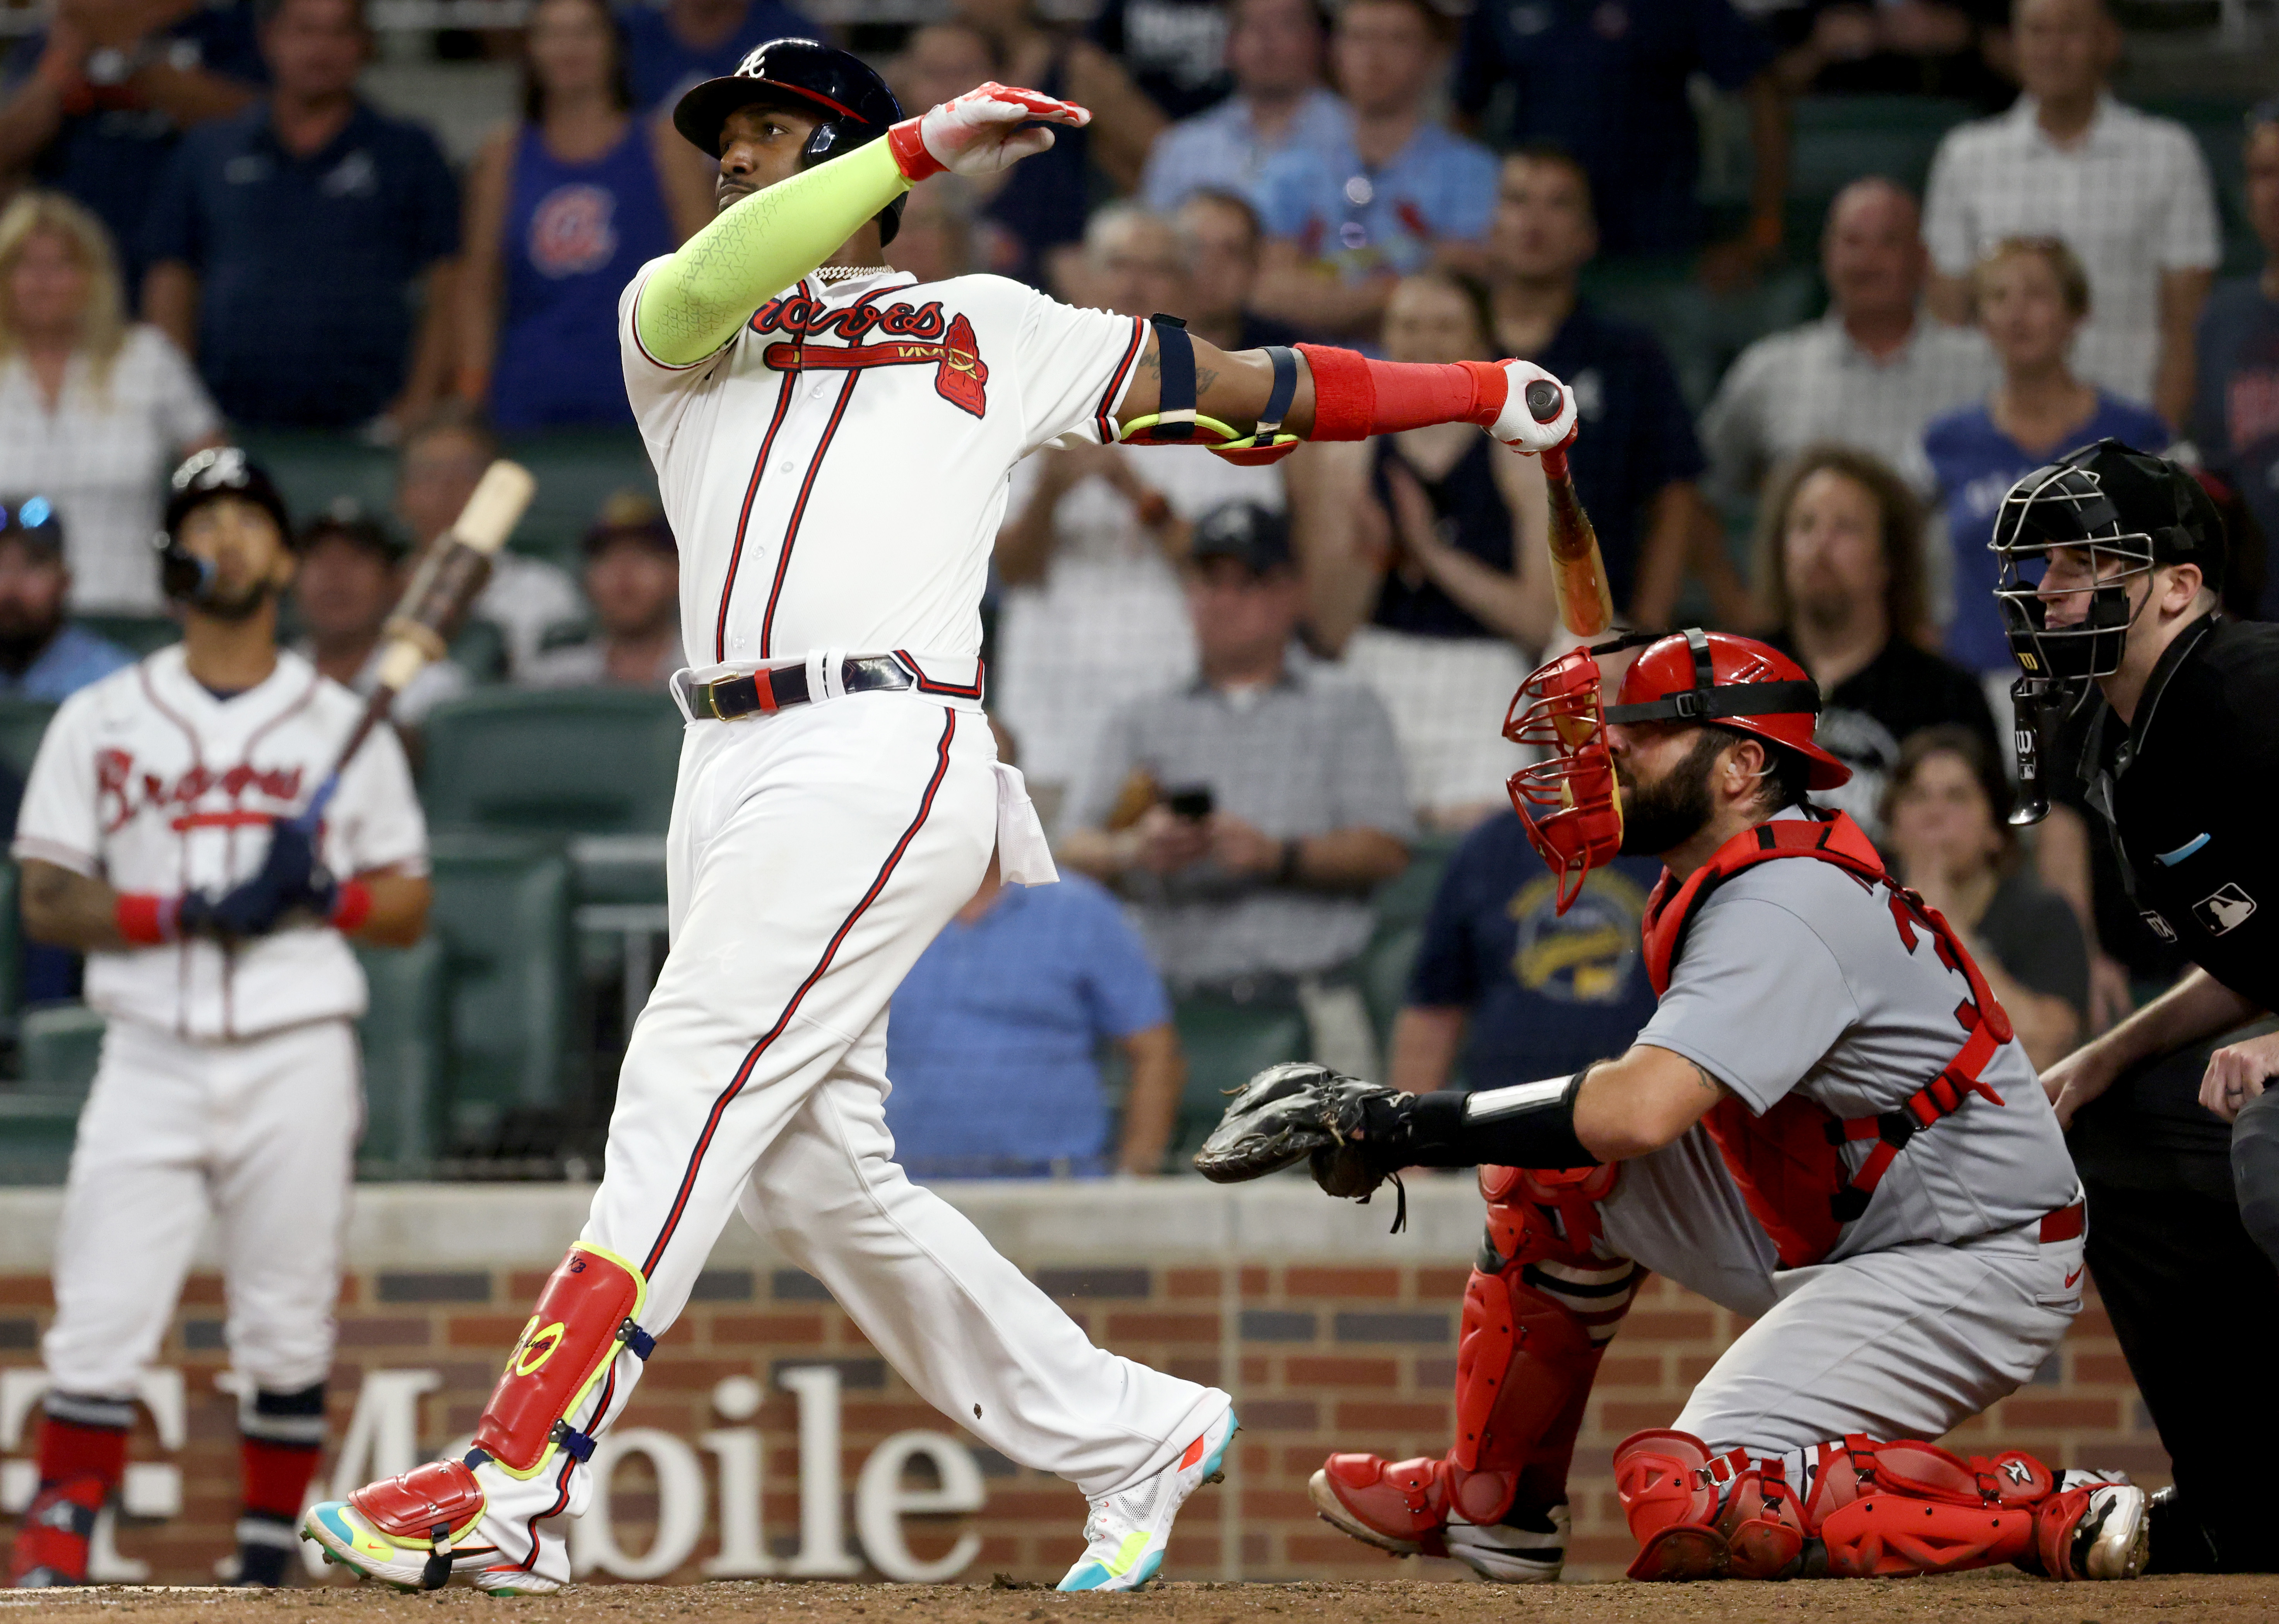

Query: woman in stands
1291;268;1550;832
1923;235;2169;689
455;0;712;431
0;192;223;615
1882;723;2089;1069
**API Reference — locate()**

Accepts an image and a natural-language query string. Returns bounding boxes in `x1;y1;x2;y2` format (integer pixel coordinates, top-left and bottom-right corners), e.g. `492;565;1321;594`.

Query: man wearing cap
301;37;1582;1596
0;497;132;703
1199;627;2149;1587
1996;438;2279;1571
291;510;469;734
1060;499;1413;1076
519;495;682;691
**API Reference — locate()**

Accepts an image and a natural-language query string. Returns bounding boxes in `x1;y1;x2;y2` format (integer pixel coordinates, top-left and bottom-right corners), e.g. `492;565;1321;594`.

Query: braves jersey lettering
13;647;429;1041
619;264;1146;670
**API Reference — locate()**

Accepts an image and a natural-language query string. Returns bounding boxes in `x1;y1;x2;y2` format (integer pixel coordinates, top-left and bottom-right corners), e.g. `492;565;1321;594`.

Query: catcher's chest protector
1640;812;2015;1269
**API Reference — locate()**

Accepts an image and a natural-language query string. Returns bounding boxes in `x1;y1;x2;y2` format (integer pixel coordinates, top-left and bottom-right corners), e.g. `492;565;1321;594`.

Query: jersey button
778;461;793;473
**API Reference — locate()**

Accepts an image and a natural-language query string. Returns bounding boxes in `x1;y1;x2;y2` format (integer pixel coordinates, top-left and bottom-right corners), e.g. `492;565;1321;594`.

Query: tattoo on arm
1134;343;1217;396
1689;1061;1726;1097
21;859;125;951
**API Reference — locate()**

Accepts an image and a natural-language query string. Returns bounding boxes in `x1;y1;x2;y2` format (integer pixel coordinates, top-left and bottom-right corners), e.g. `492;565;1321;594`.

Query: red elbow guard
115;893;177;946
1297;345;1508;440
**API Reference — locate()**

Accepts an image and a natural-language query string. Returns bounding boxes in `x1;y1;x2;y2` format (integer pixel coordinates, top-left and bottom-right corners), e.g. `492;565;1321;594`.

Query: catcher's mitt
1193;1062;1412;1219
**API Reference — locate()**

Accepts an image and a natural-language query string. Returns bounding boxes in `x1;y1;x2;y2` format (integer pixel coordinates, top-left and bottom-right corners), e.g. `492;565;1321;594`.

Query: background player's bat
1525;379;1613;641
291;461;537;833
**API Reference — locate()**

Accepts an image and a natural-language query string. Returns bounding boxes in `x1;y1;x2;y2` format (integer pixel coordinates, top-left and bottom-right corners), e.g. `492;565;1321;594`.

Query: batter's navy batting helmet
156;447;292;603
1990;437;2227;681
672;38;908;246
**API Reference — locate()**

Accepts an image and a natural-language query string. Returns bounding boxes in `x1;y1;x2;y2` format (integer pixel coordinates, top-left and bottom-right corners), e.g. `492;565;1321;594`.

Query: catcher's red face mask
1503;644;1625;915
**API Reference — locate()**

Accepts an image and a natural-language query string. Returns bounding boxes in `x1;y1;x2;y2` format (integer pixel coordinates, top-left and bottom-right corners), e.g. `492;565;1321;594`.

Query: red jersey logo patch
759;304;990;418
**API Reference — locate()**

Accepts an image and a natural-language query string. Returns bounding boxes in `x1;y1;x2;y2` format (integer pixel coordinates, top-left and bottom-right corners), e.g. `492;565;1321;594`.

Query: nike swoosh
2064;1267;2083;1288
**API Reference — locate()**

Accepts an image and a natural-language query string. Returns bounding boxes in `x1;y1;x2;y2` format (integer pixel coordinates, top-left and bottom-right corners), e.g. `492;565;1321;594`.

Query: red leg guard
349;1458;489;1549
1615;1430;1810;1581
1312;1165;1635;1569
473;1242;652;1479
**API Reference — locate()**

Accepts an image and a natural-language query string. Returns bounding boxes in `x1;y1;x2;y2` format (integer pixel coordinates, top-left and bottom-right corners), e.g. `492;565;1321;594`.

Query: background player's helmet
156;447;292;603
1503;629;1847;914
1990;437;2227;682
672;38;909;246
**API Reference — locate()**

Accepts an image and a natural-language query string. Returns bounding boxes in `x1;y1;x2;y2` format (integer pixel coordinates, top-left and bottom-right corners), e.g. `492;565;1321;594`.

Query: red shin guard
1297;345;1508;440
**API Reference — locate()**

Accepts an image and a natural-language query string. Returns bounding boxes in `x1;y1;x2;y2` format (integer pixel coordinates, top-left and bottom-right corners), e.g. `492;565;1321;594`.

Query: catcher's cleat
1309;1456;1568;1582
2040;1484;2151;1581
1445;1502;1569;1583
301;1458;491;1591
1056;1406;1237;1591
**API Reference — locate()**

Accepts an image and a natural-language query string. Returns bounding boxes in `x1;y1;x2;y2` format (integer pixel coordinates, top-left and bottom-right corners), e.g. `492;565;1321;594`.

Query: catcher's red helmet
1606;629;1851;791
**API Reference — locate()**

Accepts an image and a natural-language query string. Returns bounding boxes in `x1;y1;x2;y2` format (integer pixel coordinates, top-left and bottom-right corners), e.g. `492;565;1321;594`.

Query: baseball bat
1526;379;1613;641
293;460;537;833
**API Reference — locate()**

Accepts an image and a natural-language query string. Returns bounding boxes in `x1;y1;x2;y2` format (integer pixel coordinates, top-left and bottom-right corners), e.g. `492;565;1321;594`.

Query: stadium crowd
0;0;2262;1187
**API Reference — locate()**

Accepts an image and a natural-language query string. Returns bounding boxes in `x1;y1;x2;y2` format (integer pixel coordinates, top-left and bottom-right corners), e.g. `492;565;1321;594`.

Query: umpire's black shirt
2080;611;2279;1011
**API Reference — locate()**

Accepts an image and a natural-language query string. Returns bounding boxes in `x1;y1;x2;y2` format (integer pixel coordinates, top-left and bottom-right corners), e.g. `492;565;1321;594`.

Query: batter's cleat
473;1565;563;1596
1056;1406;1237;1591
301;1459;491;1591
2039;1483;2152;1581
8;1478;103;1587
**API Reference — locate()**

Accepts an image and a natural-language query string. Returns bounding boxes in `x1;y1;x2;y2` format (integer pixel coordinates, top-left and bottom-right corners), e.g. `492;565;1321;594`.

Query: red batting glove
887;82;1091;183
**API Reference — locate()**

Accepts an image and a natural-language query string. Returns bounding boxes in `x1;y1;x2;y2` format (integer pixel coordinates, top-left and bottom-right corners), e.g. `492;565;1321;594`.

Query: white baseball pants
43;1016;359;1397
466;692;1226;1582
1596;1125;2084;1454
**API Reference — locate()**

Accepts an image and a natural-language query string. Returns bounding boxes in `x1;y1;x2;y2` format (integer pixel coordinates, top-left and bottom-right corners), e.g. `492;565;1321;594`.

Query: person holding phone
1060;500;1414;1076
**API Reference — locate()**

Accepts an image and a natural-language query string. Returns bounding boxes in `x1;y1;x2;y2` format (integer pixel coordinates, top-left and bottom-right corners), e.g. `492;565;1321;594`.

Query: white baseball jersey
13;646;429;1041
618;264;1148;668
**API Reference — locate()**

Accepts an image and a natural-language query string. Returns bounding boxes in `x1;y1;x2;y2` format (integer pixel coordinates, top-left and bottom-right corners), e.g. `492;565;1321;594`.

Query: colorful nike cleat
1056;1407;1238;1591
300;1459;491;1591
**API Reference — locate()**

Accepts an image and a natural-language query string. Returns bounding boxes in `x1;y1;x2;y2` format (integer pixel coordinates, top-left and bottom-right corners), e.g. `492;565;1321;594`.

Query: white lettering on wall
854;1432;986;1582
572;1429;707;1579
780;1365;862;1577
700;1374;773;1577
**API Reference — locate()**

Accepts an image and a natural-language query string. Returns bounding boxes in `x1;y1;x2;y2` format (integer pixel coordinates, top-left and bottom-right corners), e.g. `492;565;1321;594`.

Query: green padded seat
500;429;659;566
0;1091;80;1183
1788;96;1979;205
238;430;398;529
356;937;448;1179
425;834;575;1152
19;1002;106;1097
1167;994;1310;1168
420;688;684;836
0;696;55;782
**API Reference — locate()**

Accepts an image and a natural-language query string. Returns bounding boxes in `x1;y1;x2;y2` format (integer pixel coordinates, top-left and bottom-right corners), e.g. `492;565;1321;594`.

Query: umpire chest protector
1640;810;2017;1269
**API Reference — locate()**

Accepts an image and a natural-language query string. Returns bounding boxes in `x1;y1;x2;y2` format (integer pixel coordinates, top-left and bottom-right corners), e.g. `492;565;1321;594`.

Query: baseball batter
304;38;1577;1594
6;451;431;1590
1202;630;2150;1585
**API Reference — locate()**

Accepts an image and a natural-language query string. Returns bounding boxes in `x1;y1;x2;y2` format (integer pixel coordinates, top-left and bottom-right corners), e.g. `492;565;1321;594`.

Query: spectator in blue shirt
1250;0;1497;340
1397;819;1663;1094
0;0;264;289
141;0;460;433
1924;235;2169;678
884;723;1185;1179
618;0;817;112
0;497;132;702
1486;148;1718;629
1452;0;1788;269
1139;0;1348;216
457;0;711;432
2188;104;2279;619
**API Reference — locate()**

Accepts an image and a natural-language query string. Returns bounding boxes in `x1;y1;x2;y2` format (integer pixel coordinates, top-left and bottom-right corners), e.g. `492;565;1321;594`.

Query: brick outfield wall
0;1258;2166;1586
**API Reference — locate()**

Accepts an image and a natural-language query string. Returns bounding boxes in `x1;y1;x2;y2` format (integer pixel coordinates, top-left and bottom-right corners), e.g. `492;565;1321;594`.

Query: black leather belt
684;655;913;721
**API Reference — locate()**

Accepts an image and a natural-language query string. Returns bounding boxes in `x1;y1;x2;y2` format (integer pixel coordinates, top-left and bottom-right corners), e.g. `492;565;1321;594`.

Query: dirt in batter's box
2;1574;2272;1623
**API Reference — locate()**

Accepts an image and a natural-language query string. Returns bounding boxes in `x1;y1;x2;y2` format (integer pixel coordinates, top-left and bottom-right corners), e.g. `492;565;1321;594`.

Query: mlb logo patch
2192;884;2257;937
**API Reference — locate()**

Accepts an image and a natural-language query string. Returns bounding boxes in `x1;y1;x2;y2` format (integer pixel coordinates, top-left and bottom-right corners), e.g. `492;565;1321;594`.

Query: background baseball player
1995;439;2279;1571
1200;630;2148;1585
5;449;431;1589
303;39;1577;1596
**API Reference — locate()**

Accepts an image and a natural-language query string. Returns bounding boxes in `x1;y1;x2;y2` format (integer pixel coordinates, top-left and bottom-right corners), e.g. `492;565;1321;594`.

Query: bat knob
1525;380;1564;423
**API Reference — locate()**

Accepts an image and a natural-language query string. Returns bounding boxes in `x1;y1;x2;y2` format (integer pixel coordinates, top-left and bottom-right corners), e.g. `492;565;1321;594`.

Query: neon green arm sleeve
633;138;911;367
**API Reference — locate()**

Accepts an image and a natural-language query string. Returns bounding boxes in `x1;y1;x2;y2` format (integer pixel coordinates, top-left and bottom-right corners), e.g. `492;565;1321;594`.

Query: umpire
1994;437;2279;1573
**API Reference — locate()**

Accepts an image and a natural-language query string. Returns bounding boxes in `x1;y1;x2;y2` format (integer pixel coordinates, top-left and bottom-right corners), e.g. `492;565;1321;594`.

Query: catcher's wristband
116;893;179;946
1416;1069;1599;1170
329;879;373;934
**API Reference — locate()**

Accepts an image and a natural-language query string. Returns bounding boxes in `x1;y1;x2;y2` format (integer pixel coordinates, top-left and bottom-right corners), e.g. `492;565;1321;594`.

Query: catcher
1200;628;2150;1584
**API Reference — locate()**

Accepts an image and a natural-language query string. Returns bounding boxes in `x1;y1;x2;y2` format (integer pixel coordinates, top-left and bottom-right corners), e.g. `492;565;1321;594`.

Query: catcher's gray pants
1596;1125;2086;1456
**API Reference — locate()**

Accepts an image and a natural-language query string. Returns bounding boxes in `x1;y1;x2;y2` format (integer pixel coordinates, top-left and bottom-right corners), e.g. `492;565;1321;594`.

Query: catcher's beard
1616;728;1726;857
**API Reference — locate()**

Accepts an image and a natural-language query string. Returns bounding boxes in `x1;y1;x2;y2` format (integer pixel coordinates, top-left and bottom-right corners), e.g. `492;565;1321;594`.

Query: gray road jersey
1635;820;2079;1260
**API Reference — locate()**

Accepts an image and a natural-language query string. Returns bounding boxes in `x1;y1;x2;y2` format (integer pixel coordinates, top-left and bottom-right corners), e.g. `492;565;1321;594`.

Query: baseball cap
1188;500;1291;574
0;495;65;553
582;491;676;558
